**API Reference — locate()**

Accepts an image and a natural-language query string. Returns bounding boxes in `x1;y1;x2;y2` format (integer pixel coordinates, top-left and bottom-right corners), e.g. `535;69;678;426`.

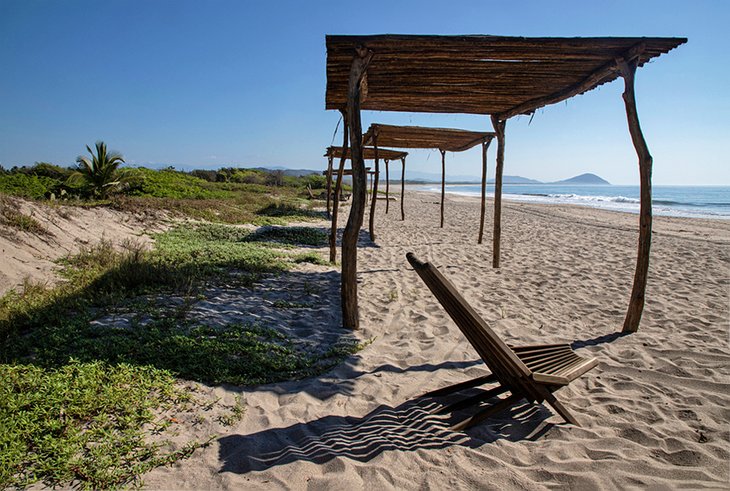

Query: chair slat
524;351;577;372
517;347;572;362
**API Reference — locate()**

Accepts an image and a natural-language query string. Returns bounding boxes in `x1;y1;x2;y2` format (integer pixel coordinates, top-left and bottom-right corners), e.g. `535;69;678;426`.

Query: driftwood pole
440;149;446;228
367;172;372;203
329;110;348;264
384;159;390;214
325;154;333;218
491;116;506;268
478;139;492;244
619;59;653;334
368;135;380;241
400;156;406;221
341;46;372;329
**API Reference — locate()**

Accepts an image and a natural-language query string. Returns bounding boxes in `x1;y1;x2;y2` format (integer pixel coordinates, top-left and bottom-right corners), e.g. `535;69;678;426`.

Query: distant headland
402;171;611;185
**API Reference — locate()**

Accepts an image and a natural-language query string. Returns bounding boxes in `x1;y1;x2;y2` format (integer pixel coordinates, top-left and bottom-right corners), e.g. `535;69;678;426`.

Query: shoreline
406;184;730;221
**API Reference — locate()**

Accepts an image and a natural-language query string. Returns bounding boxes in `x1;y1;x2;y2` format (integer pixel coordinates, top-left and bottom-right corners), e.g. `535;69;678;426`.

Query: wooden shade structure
324;145;407;264
326;34;686;331
363;124;495;240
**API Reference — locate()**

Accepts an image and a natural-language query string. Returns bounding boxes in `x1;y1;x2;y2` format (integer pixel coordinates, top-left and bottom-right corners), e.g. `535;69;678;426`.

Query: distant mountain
487;175;542;184
406;171;541;184
406;170;481;183
249;167;319;177
553;173;610;185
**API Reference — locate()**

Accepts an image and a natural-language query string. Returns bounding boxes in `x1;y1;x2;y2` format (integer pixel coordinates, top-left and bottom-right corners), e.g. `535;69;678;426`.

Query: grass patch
125;168;234;200
254;202;325;225
0;360;210;489
291;252;327;265
272;300;314;309
247;226;328;247
0;207;49;235
0;221;354;488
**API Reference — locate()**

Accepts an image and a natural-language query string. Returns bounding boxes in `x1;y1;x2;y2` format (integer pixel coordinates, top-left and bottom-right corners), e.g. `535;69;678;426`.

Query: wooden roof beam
496;42;647;120
452;134;496;152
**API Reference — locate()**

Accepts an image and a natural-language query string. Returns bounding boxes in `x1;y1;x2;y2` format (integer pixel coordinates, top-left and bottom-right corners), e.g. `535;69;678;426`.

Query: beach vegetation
387;289;399;302
0;172;59;199
0;158;328;227
0;220;361;488
0;360;213;490
0;203;49;236
68;141;128;199
291;252;327;265
0;148;351;489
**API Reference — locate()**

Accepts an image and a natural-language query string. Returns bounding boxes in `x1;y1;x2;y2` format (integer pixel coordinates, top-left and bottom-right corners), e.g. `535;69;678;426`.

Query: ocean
415;184;730;220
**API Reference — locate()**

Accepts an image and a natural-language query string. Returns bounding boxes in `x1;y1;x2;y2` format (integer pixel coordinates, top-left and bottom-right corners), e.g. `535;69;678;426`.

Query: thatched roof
326;35;686;117
325;146;408;160
363;124;495;152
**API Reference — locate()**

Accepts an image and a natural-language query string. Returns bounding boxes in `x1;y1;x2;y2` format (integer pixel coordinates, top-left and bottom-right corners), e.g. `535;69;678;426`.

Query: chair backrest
407;253;533;391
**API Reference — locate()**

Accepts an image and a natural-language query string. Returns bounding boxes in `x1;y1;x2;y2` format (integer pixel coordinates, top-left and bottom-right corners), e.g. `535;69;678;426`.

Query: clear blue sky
1;0;727;185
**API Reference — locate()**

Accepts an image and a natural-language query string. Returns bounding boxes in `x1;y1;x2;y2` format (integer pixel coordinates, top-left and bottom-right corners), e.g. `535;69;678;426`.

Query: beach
137;191;730;489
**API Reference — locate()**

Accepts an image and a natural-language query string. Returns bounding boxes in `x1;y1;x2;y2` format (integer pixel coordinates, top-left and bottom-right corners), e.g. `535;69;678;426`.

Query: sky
1;0;728;185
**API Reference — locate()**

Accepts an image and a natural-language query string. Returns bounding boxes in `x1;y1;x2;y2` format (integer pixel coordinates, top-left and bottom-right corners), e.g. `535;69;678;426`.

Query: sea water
416;184;730;220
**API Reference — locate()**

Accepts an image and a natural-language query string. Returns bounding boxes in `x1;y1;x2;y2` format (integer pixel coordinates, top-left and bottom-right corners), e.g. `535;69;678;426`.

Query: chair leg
422;373;496;398
536;385;580;426
450;393;524;431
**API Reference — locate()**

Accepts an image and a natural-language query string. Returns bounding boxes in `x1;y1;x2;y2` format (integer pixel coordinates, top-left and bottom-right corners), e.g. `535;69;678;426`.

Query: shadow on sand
218;330;626;473
218;393;552;474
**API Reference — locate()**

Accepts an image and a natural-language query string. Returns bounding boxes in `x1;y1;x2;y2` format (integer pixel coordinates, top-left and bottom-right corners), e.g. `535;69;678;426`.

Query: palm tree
69;141;126;198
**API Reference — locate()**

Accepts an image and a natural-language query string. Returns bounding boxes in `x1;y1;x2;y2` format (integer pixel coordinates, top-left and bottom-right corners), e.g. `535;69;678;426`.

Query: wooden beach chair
406;253;598;431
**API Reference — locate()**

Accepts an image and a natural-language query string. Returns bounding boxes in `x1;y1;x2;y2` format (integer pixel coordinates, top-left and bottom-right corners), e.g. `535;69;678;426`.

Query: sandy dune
139;191;729;490
0;197;167;295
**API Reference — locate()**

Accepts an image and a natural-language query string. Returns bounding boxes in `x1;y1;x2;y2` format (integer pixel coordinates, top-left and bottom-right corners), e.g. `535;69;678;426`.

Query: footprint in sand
432;325;449;336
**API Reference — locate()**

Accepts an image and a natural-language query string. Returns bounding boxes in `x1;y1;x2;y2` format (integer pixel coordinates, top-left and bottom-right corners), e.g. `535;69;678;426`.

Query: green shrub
17;162;72;181
0;174;58;199
124;168;232;199
229;169;267;185
300;174;327;190
188;169;219;182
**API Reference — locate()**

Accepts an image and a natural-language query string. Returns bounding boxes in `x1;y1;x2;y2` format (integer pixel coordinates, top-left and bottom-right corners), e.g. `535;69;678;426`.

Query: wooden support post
367;172;372;203
384;159;390;214
325;154;333;219
440;149;446;228
341;46;372;330
491;116;506;268
400;156;406;221
329;110;348;264
619;59;653;334
478;139;492;244
368;135;380;241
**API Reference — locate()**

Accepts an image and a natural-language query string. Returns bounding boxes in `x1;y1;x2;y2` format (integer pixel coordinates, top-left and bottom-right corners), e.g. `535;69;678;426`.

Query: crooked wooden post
491;116;506;268
369;134;380;241
365;171;373;203
400;156;406;221
341;46;372;329
478;138;492;244
384;159;390;214
329;110;348;264
325;154;333;218
619;59;653;334
440;149;446;228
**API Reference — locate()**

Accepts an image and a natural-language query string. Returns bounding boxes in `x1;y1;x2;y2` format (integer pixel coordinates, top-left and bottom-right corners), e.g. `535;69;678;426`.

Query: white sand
136;191;729;490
